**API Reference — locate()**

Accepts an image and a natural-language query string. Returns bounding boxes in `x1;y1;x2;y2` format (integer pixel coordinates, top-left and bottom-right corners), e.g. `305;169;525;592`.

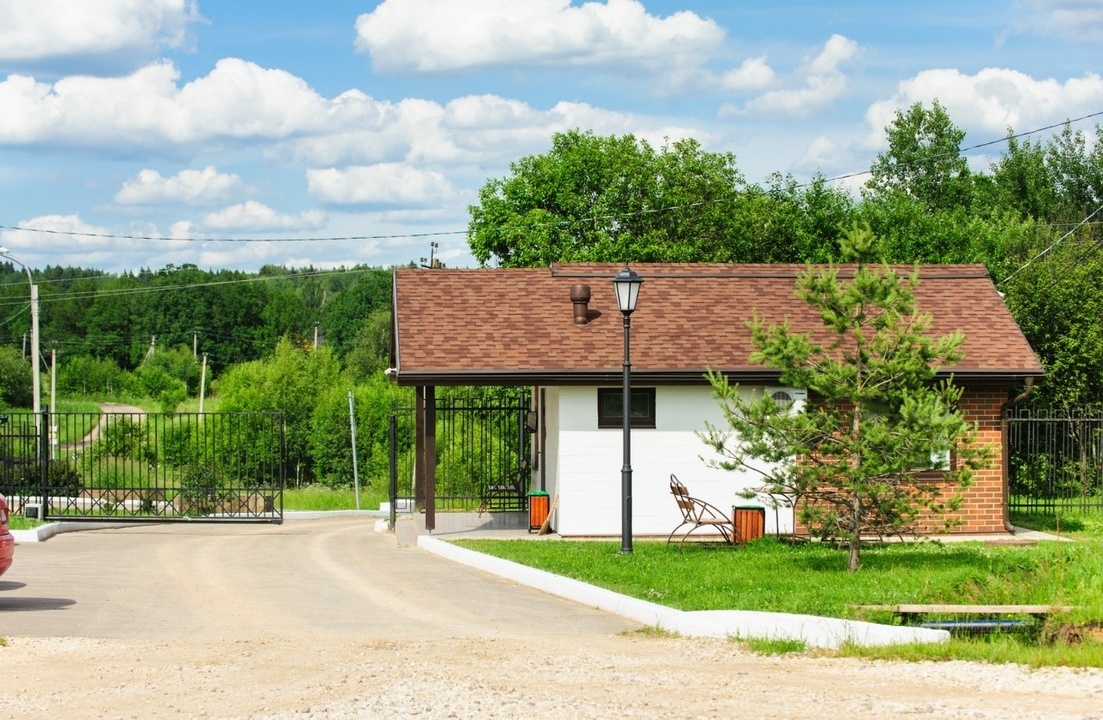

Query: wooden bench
851;604;1077;633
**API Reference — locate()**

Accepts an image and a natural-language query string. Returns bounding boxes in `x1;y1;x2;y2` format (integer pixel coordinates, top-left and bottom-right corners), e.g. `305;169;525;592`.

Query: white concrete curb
11;521;138;543
9;509;386;543
418;535;950;650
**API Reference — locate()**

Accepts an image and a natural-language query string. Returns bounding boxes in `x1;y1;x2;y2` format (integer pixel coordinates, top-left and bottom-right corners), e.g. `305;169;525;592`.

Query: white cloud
200;201;326;233
0;0;202;68
796;136;843;171
726;34;861;117
864;67;1103;147
807;34;860;76
0;57;712;173
0;59;330;150
308;164;455;206
115;166;245;206
169;220;197;239
721;57;775;91
355;0;724;84
1010;0;1103;44
273;93;707;169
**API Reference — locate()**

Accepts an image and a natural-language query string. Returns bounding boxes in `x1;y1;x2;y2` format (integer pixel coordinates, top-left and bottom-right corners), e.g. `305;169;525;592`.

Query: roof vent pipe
570;284;591;325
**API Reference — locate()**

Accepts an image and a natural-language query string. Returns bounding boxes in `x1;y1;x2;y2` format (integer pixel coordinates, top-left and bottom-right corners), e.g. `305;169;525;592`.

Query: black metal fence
390;387;530;513
1007;406;1103;514
0;409;284;523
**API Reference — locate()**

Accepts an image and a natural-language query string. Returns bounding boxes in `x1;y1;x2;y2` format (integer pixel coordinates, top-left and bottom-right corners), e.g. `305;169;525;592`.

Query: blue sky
0;0;1100;273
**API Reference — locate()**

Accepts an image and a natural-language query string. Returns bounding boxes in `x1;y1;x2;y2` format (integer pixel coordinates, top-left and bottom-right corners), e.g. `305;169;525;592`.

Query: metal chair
667;474;734;549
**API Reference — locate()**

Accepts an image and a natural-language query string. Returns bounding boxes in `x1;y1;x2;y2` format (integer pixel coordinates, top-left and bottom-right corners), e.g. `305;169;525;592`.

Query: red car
0;495;14;577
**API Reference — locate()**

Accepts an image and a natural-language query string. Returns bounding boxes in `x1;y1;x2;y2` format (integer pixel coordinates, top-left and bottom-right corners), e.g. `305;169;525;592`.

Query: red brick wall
792;386;1011;536
939;386;1009;534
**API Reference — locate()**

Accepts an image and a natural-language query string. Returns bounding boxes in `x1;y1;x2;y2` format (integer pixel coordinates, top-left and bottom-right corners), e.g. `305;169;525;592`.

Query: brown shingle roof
392;263;1043;387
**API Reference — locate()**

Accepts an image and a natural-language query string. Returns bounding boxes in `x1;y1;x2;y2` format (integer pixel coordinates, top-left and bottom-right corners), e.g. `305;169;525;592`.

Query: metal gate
0;409;284;523
389;387;531;513
1007;406;1103;515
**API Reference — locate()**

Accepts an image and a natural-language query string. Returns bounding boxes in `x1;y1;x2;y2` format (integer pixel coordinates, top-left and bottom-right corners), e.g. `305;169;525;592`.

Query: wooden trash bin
732;504;765;543
528;491;550;533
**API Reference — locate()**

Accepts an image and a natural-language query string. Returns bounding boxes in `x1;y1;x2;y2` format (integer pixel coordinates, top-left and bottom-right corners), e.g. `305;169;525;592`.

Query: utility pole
0;248;41;446
193;331;198;358
349;391;361;510
50;347;57;459
30;284;39;425
199;354;208;414
313;323;319;350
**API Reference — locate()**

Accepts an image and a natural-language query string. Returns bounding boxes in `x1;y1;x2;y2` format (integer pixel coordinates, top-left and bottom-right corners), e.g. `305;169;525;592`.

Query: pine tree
701;225;992;571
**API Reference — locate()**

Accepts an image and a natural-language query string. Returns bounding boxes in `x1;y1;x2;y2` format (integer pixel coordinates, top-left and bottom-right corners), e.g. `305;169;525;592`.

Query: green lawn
453;533;1103;666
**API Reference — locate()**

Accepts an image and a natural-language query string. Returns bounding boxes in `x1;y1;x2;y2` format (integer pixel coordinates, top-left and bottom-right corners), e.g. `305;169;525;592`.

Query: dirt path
61;403;145;451
1;519;1100;719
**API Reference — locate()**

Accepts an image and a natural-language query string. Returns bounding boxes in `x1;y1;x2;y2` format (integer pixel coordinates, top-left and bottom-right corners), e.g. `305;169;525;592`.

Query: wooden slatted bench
851;604;1077;634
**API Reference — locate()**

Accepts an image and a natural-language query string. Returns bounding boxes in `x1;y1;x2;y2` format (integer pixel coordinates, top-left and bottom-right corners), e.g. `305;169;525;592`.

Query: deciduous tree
467;130;746;266
865;100;973;212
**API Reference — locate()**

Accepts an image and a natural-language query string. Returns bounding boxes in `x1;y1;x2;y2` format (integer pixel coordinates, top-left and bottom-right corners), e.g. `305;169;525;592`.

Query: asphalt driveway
3;517;1102;720
0;516;635;640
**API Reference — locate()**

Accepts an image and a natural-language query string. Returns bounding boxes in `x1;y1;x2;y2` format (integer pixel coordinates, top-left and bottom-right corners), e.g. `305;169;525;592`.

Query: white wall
549;385;794;537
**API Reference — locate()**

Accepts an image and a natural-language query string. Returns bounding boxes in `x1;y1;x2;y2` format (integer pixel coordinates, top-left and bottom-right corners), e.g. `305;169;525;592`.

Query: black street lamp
612;267;642;554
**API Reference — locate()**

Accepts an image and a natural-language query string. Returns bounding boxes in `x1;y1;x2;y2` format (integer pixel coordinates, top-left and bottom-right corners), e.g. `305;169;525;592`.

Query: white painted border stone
418;535;950;649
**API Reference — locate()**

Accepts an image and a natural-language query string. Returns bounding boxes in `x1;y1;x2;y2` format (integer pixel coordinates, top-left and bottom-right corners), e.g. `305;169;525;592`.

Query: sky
0;0;1100;274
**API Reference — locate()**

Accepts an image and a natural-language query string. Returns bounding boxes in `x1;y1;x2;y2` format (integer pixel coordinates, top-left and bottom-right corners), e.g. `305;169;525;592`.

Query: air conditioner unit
767;387;808;414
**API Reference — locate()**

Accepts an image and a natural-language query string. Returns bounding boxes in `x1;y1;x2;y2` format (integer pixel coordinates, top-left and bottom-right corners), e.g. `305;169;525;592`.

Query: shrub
46;462;84;495
177;464;225;517
89;417;157;465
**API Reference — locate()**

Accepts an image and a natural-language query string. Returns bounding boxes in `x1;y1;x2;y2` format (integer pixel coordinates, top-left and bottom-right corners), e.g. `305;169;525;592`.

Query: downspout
1000;377;1035;533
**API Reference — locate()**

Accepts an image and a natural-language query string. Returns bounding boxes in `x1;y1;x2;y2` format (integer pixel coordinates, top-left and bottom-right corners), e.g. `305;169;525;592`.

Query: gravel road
1;518;1101;719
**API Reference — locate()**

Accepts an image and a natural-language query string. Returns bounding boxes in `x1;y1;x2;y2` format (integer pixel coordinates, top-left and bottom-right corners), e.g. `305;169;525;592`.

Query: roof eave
392;367;1044;388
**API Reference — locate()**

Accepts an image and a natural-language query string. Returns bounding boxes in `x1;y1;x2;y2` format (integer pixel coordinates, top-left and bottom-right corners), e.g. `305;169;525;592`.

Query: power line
0;303;29;329
997;201;1103;287
0;225;466;244
2;109;1101;248
0;265;388;307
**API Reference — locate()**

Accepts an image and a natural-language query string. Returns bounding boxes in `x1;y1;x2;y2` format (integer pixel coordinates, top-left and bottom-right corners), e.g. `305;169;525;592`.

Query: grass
741;636;808;655
54;399;103;413
175;396;221;413
839;632;1103;667
454;536;1103;617
8;515;43;531
1011;510;1103;536
283;484;388;512
53;400;102;444
452;535;1103;666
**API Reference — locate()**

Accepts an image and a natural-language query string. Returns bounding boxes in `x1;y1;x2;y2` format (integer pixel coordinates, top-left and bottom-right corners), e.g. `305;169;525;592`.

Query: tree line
0;263;394;393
